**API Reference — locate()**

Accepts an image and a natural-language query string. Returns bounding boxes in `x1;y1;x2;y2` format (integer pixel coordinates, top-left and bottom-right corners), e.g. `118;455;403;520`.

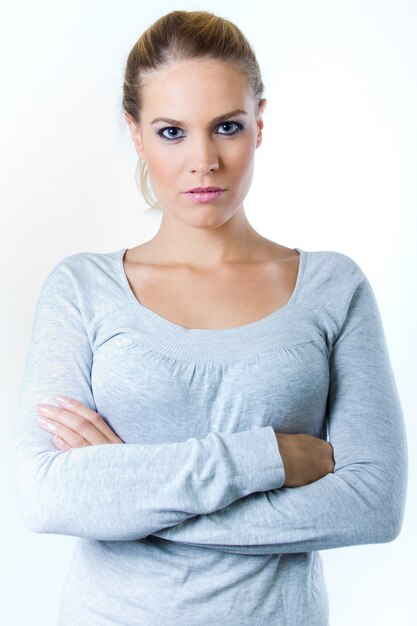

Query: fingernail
38;404;55;415
38;417;56;430
56;395;72;404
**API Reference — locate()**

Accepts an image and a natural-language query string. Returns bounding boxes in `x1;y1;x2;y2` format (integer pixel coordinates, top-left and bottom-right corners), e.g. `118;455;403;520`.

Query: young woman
13;10;408;626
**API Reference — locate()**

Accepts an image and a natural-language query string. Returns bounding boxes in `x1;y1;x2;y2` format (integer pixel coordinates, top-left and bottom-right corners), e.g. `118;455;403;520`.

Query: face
125;58;267;228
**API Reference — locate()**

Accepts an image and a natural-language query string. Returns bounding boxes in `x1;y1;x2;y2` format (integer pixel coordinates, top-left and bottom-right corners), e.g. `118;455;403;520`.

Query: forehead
140;59;253;118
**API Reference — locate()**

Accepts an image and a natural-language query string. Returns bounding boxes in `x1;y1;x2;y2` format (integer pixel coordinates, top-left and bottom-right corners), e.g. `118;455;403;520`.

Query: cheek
146;149;178;192
229;130;256;163
229;142;255;181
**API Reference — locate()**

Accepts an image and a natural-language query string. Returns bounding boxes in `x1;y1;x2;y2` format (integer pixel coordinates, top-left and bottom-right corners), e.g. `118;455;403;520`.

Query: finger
53;434;72;451
56;396;122;443
38;416;90;448
38;406;110;446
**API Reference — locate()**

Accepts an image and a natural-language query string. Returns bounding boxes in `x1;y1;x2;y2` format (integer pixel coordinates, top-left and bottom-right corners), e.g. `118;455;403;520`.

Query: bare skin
275;433;335;487
122;235;300;330
37;57;335;487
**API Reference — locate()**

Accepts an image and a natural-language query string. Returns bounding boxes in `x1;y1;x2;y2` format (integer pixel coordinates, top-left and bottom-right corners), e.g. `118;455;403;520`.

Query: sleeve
12;259;286;542
150;270;409;554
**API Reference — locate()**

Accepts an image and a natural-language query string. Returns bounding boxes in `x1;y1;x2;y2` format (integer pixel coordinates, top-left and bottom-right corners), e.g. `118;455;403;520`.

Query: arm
12;259;285;541
151;270;409;554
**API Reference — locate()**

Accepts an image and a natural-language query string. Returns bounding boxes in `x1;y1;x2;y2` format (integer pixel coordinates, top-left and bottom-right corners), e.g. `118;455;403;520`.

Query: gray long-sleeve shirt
12;246;408;626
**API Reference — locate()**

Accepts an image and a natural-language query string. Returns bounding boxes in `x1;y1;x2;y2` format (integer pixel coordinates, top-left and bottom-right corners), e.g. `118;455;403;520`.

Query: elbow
15;479;49;533
377;461;408;544
19;504;49;535
368;478;407;545
373;511;404;545
377;498;407;544
336;462;408;546
16;481;56;535
14;450;63;534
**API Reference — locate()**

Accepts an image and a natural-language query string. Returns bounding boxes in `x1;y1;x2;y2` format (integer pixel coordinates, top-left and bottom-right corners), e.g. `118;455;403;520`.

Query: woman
13;10;408;626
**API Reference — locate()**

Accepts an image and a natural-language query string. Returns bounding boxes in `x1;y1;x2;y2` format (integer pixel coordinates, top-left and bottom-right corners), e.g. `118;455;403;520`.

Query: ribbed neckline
114;246;307;361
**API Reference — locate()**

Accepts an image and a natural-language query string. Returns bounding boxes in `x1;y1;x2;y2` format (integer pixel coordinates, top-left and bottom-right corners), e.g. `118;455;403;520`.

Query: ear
124;112;146;159
256;98;267;149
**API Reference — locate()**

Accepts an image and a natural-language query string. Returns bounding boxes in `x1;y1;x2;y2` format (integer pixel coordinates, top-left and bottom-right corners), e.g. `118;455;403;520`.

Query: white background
1;1;416;624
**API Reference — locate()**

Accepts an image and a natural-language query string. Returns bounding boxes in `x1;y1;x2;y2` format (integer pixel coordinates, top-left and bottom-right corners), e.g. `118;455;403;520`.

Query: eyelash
157;121;244;142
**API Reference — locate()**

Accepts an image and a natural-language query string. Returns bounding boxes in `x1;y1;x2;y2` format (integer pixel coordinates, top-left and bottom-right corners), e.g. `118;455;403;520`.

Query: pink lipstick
184;186;226;203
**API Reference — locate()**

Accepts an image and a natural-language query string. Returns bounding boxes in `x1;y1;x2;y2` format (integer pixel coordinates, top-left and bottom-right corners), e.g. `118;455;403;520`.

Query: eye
217;121;244;135
156;121;244;142
157;126;185;141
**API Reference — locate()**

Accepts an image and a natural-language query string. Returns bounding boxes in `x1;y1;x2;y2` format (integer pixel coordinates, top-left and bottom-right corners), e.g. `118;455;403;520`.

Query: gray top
13;246;408;626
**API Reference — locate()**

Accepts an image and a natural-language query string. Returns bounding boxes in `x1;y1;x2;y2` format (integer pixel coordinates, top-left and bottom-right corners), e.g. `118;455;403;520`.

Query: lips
186;187;225;193
184;189;225;203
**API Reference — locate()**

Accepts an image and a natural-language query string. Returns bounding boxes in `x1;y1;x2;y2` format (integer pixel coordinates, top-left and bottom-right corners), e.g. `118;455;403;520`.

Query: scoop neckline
116;246;306;336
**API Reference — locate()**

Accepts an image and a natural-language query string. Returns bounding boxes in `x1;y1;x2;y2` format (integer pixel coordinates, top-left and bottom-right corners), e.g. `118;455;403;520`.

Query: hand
275;432;335;488
37;396;124;450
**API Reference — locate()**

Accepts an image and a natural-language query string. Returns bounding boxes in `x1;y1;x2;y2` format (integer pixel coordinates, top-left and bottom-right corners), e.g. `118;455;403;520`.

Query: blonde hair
122;10;265;215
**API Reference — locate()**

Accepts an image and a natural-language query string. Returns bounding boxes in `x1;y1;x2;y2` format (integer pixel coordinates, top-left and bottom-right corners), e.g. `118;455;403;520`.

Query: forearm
152;439;407;554
14;410;284;541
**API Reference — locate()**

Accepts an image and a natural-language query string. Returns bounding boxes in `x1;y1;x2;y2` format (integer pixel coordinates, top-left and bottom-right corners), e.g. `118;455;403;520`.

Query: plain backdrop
1;1;416;624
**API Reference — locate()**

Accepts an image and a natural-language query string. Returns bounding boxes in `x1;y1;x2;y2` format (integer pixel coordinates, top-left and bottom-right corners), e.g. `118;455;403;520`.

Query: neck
146;206;266;269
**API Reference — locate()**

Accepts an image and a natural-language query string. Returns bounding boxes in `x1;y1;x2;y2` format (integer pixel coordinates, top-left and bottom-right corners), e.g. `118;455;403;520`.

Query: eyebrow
151;109;248;126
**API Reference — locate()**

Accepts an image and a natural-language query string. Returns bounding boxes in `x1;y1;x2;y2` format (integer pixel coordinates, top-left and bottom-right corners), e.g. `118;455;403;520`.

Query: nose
189;136;220;174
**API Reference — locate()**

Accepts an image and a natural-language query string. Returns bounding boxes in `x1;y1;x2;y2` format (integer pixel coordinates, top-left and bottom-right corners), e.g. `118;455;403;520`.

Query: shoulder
295;248;372;334
54;248;120;271
300;248;366;294
44;248;122;286
305;248;364;275
38;248;124;311
34;248;126;331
